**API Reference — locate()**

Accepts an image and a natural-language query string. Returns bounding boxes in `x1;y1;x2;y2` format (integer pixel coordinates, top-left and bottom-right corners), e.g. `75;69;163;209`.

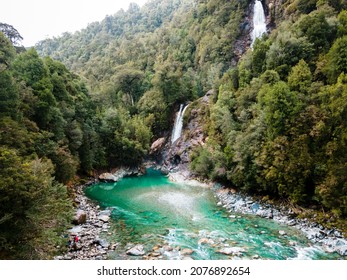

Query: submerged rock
198;238;209;245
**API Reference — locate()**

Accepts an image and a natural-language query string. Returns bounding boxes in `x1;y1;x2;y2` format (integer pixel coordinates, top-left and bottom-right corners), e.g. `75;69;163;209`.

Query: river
85;169;342;260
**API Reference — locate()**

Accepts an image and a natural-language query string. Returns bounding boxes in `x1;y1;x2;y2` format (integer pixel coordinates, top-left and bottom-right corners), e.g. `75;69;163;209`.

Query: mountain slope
36;0;252;98
189;0;347;222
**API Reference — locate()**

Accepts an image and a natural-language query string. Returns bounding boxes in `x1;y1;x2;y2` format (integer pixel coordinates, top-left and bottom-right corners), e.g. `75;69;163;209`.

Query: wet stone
126;245;146;256
181;248;194;255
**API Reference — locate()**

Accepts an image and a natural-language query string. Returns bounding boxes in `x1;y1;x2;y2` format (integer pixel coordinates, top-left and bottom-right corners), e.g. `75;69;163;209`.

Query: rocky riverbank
168;170;347;258
55;182;117;260
214;186;347;257
55;167;145;260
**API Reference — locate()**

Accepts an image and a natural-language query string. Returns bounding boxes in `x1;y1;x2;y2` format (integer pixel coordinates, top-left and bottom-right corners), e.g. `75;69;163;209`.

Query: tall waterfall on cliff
171;104;189;144
251;0;267;46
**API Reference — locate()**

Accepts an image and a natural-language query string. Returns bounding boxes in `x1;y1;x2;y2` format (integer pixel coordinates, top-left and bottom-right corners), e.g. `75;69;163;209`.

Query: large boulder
99;173;118;182
73;209;87;225
150;137;166;154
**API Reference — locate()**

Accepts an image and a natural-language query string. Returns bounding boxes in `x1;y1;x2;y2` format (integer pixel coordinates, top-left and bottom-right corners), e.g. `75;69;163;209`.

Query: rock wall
264;0;286;27
150;90;213;176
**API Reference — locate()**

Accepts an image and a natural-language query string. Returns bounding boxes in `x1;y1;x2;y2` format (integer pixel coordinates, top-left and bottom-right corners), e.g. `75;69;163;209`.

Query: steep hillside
189;0;347;223
36;0;253;121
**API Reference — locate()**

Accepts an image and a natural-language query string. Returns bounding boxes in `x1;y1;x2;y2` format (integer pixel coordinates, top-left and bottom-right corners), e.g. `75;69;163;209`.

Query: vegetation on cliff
190;0;347;219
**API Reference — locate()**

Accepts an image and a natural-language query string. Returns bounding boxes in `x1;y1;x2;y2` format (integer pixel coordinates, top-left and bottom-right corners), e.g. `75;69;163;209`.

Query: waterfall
171;104;189;144
251;0;267;46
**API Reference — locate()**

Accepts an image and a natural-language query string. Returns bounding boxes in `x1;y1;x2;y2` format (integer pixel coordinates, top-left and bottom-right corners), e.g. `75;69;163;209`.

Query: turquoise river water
85;169;342;260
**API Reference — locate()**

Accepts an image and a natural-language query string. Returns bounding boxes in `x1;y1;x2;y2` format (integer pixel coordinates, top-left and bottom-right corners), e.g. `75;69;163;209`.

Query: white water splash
288;246;324;260
171;104;189;144
252;0;267;46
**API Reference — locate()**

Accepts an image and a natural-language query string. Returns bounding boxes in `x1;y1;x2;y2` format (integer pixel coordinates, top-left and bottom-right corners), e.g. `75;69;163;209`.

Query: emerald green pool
85;169;341;260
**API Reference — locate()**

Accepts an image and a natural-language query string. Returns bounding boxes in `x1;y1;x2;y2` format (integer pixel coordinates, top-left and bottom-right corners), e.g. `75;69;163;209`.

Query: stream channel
85;169;342;260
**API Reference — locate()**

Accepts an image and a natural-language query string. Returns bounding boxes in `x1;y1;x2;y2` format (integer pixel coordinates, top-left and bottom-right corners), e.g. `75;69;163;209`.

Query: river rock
323;238;347;255
198;238;209;245
95;238;110;249
181;248;194;255
94;221;104;228
218;247;245;256
160;167;169;175
279;230;287;236
99;210;111;216
127;245;146;256
99;172;118;182
99;215;110;223
162;245;173;252
337;245;347;256
256;208;273;219
73;209;87;225
150;252;161;257
287;220;297;226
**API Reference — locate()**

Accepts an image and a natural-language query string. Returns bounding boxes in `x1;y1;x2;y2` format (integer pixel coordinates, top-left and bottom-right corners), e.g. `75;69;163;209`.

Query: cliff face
150;90;213;176
264;0;286;27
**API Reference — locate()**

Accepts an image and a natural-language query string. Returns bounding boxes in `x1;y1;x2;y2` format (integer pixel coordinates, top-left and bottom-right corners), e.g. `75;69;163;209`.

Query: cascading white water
171;104;189;144
251;0;267;46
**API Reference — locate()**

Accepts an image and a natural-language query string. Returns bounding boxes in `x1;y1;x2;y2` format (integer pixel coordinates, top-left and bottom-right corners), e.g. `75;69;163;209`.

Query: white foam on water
264;241;284;249
288;246;324;260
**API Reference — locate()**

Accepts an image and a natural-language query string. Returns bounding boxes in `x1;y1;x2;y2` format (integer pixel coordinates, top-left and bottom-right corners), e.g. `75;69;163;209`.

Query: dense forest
1;0;347;259
190;0;347;219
